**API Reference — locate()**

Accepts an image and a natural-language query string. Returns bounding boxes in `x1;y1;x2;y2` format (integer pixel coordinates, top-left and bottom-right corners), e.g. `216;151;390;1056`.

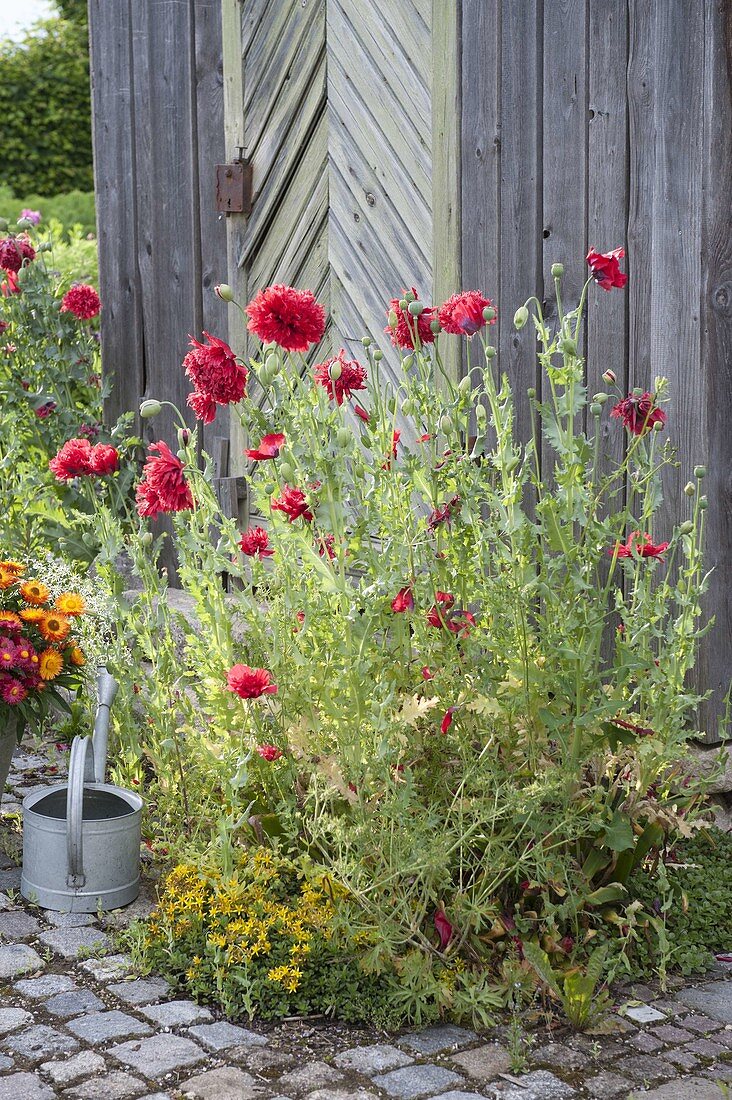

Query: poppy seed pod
527;387;536;399
602;369;616;385
590;402;602;417
694;465;707;479
483;306;497;321
430;319;441;334
551;263;564;278
684;482;696;497
485;345;496;359
653;419;664;431
140;399;162;418
699;495;708;510
373;349;383;361
214;284;234;302
513;305;529;330
361;336;371;347
398;299;408;310
408;300;424;316
679;519;694;533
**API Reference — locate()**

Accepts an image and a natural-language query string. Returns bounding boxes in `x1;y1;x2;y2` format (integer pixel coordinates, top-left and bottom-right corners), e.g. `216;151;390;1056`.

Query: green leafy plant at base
522;941;611;1029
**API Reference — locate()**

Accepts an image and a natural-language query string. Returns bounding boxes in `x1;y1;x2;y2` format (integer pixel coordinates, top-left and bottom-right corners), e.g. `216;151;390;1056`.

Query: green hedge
0;186;96;239
0;18;93;196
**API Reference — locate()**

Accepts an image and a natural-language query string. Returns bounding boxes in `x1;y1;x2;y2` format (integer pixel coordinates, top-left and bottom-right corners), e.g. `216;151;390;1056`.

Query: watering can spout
92;666;118;785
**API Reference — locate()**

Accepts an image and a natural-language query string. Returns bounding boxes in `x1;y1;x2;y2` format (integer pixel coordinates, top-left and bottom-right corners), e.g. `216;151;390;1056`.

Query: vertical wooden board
626;0;655;390
432;0;462;386
460;0;500;348
649;1;704;536
88;0;144;429
498;0;541;446
698;0;732;742
586;0;628;471
193;0;230;454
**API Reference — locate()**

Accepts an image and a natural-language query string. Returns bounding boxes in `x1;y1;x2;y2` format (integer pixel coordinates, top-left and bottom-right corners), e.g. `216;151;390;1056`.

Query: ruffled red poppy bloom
608;532;669;561
244;432;285;461
88;443;119;475
227;664;278;699
183;332;247;421
438;291;495;336
60;284;101;319
586;247;627;290
611;392;666;435
135;441;194;518
440;707;455;735
427;592;475;636
271;485;314;523
246;284;326;352
256;743;283;761
386;288;437;349
239;526;274;557
354;405;370;423
0;236;35;273
391;586;414;613
434;908;454;950
49;438;93;481
427;495;460;531
313;350;367;406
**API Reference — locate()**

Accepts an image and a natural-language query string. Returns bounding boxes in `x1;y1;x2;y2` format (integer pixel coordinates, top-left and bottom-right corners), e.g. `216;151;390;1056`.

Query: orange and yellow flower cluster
0;560;86;710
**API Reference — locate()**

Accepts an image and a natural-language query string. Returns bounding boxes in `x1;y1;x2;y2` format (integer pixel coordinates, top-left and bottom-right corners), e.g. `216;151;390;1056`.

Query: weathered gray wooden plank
586;0;628;465
499;0;541;447
698;0;732;742
88;0;144;429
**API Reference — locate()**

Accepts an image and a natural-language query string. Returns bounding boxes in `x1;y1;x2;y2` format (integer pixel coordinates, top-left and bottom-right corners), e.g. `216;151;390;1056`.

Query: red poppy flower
244;432;286;461
426;591;455;628
427;495;460;531
382;429;401;469
317;534;336;560
183;332;247;418
354;405;370;423
608;532;669;561
88;443;119;475
434;908;454;950
135;441;194;518
1;270;20;296
246;284;326;352
611;392;666;435
421;666;434;681
586;247;627;290
391;586;414;613
227;664;278;699
49;438;93;481
440;707;455;734
427;593;475;636
438;291;495;336
0;236;35;274
313;350;367;406
239;526;274;558
256;743;283;761
271;486;314;523
60;284;101;319
386;288;437;350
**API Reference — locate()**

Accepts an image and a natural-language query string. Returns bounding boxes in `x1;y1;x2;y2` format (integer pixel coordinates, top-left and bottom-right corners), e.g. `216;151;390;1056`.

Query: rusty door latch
215;149;253;215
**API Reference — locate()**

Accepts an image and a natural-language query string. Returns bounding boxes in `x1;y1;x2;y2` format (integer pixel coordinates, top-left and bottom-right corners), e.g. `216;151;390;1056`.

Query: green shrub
0;18;92;195
0;187;96;239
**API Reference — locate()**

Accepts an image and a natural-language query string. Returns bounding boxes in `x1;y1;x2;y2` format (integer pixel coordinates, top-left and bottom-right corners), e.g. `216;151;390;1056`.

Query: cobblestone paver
1;739;731;1098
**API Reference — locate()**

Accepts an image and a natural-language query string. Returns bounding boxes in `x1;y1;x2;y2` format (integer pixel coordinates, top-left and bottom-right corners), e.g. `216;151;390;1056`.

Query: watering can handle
93;667;118;785
66;734;92;888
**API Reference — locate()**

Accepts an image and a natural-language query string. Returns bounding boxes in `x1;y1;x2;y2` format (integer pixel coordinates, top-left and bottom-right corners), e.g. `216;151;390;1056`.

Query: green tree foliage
0;17;92;196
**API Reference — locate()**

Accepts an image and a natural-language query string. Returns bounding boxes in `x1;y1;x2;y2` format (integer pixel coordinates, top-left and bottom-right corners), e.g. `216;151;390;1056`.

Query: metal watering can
21;668;143;912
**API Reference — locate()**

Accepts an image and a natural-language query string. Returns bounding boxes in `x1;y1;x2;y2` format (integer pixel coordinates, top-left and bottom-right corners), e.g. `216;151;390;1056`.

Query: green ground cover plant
56;247;725;1027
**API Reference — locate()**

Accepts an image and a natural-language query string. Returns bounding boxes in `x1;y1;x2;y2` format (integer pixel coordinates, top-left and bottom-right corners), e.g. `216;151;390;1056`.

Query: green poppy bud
560;337;577;356
679;520;694;534
214;283;234;302
278;464;294;483
139;399;162;418
590;402;602;417
140;531;153;547
401;354;413;370
361;336;371;347
699;495;708;510
440;415;452;434
37;241;52;252
684;482;696;497
177;428;190;448
329;360;343;381
405;289;416;303
336;426;351;448
408;301;424;316
388;310;398;329
264;482;277;495
527;387;536;399
485;345;496;359
430;319;441;334
16;217;32;230
602;369;616;385
513;305;529;330
592;392;608;405
483;306;497;322
694;465;707;479
551;262;564;278
475;404;487;423
458;375;472;394
82;533;97;548
398;299;408;311
373;349;383;362
653;419;664;431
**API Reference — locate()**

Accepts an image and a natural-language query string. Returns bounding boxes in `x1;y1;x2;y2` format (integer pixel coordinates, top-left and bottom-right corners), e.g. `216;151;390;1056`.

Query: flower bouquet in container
0;558;87;791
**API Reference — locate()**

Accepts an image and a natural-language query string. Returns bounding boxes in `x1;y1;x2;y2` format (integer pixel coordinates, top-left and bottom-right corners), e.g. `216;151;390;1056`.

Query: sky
0;0;55;41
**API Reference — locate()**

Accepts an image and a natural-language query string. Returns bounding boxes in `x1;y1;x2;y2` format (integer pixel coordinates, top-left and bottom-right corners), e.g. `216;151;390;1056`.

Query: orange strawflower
20;580;50;606
55;592;86;617
38;613;71;643
39;648;64;681
0;560;24;575
19;608;45;623
0;567;17;591
0;611;21;631
69;646;86;667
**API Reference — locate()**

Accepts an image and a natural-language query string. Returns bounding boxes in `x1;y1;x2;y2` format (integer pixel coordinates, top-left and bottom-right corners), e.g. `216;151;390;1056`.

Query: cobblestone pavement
1;739;730;1099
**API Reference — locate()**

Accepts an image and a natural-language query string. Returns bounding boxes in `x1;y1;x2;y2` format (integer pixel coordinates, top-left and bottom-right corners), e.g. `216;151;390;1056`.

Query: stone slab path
1;737;730;1099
